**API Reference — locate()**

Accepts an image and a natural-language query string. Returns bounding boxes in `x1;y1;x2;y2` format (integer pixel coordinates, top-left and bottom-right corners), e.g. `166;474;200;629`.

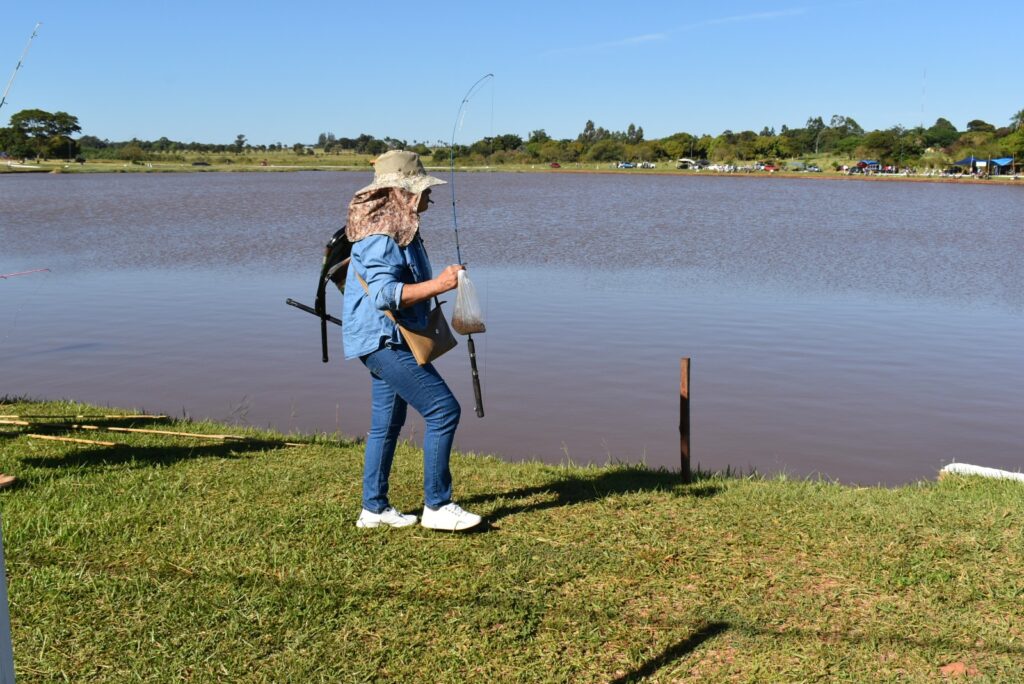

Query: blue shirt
341;233;434;360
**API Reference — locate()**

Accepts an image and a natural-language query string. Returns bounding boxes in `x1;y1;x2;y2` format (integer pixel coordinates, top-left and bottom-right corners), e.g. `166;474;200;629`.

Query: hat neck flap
346;187;421;247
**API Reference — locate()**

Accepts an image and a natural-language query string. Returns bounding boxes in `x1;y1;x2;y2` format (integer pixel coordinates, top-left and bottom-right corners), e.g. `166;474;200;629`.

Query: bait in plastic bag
452;270;486;335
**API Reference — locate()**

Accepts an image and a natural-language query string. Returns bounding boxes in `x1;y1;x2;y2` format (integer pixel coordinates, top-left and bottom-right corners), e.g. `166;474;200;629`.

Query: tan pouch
358;274;457;366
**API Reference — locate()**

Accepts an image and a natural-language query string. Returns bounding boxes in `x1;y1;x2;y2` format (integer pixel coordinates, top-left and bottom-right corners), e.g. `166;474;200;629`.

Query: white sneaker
355;507;417;529
421;503;482;531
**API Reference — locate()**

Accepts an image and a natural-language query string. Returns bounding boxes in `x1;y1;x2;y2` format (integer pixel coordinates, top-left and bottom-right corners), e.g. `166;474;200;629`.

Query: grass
1;399;1022;682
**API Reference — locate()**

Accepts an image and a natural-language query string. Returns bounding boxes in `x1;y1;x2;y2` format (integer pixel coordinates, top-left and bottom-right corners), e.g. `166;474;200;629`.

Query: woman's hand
435;264;465;293
399;264;465;307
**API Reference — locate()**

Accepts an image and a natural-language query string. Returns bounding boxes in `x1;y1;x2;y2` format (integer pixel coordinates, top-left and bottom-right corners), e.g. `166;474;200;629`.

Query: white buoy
940;463;1024;482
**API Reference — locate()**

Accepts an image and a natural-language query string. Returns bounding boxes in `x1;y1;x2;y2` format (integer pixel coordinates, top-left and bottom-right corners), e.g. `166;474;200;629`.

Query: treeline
3;107;1023;167
461;114;1023;167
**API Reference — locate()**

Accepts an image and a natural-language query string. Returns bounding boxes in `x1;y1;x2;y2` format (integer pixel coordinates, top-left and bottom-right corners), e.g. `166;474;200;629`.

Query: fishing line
489;79;495;143
1;268;50;346
482;80;494;387
449;73;493;265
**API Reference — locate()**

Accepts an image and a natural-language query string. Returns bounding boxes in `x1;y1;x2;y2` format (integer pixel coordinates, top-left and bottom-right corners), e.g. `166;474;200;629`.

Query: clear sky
2;0;1021;145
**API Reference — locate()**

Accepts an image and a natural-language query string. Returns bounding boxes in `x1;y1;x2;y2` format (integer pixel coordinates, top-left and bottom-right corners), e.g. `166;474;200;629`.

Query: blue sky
2;1;1021;145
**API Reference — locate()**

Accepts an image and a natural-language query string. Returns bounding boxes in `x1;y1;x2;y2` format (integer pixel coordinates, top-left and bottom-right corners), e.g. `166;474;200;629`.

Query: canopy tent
989;157;1016;175
953;155;983;166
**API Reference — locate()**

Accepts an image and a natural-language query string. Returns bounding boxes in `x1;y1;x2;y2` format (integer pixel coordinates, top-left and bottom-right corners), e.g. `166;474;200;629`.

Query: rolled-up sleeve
355;235;406;312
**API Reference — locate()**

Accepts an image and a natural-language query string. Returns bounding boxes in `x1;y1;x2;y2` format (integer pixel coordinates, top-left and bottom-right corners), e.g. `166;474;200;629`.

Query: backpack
285;226;351;363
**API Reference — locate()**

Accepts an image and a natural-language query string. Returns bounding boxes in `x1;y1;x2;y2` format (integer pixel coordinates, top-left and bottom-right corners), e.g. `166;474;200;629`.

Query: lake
2;170;1022;484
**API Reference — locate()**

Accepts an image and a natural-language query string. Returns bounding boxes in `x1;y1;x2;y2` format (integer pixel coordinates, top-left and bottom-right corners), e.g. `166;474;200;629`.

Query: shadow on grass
3;416;299;479
18;440;276;472
610;621;730;683
462;467;722;523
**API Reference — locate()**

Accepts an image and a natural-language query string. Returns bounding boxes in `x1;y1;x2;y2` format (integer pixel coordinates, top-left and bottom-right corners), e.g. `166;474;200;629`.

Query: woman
342;150;481;532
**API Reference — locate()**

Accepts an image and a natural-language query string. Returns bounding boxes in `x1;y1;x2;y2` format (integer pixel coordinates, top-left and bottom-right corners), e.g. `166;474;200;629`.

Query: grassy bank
1;399;1022;682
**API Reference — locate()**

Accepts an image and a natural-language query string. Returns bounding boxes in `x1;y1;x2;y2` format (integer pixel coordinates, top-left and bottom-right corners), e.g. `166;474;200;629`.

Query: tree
860;129;898;161
828;115;864;137
966;119;995;133
528;129;550;144
9;109;81;138
578;120;596;144
585;139;624;162
121;143;147;163
625;123;644;144
1012;109;1024;131
492;133;523;152
660;132;698;159
805;116;825;133
1004;129;1024;158
233;134;246;153
577;120;610;146
0;126;31;158
924;118;959;148
7;108;81;158
77;135;107;149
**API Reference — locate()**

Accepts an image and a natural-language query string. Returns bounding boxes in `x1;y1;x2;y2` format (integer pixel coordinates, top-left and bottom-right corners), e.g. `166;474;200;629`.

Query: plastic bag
452;270;486;335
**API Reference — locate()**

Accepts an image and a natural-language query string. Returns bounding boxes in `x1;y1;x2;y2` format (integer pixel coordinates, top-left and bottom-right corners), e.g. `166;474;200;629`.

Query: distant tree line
3;107;1023;168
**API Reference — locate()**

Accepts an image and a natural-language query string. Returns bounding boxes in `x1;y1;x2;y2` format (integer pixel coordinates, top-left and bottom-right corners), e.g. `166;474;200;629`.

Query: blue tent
953;155;983;166
990;157;1014;167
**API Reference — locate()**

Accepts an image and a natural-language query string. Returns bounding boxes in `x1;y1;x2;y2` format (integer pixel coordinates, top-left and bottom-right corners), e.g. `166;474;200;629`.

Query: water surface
2;171;1022;483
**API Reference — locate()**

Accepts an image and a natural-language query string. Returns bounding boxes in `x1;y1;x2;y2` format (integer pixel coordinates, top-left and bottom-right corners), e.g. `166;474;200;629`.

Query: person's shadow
462;466;721;524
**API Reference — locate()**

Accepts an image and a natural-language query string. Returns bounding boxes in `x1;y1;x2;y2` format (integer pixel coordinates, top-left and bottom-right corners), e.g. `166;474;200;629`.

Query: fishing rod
450;73;493;419
0;22;41;113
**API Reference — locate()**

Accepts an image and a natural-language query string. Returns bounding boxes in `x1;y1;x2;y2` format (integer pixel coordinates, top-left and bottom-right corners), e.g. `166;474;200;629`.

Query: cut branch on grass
27;434;118;447
0;414;167;420
14;420;305;448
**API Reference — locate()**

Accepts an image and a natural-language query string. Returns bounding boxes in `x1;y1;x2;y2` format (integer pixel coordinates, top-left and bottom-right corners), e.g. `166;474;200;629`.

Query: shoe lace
443;503;468;517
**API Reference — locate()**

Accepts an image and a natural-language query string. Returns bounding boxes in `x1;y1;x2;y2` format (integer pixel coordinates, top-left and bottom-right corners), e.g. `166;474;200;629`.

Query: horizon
2;1;1022;146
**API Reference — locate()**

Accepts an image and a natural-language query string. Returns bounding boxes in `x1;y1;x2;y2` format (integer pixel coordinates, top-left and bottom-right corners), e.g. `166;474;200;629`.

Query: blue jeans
359;345;461;512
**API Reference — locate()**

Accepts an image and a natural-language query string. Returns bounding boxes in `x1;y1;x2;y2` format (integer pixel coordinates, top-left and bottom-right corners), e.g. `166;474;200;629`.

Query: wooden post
680;357;691;483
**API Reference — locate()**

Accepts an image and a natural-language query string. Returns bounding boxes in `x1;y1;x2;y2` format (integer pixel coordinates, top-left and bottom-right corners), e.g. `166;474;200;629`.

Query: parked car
617;161;635;169
762;164;779;172
806;165;821;172
549;162;561;168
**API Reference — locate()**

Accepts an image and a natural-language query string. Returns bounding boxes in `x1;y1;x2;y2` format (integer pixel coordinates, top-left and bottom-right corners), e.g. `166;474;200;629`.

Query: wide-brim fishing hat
356;150;447;195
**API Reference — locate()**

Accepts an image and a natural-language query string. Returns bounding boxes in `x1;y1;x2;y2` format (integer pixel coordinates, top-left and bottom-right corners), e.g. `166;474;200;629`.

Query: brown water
2;171;1023;483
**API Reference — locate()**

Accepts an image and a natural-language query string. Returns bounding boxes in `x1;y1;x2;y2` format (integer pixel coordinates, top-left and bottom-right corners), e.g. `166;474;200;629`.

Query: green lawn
1;400;1021;682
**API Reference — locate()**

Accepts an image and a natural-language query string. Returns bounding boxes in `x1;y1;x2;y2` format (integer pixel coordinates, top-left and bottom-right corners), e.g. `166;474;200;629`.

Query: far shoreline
2;159;1021;188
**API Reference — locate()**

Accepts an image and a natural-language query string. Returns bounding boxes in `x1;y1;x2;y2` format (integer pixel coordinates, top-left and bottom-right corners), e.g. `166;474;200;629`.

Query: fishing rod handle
467;335;484;418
